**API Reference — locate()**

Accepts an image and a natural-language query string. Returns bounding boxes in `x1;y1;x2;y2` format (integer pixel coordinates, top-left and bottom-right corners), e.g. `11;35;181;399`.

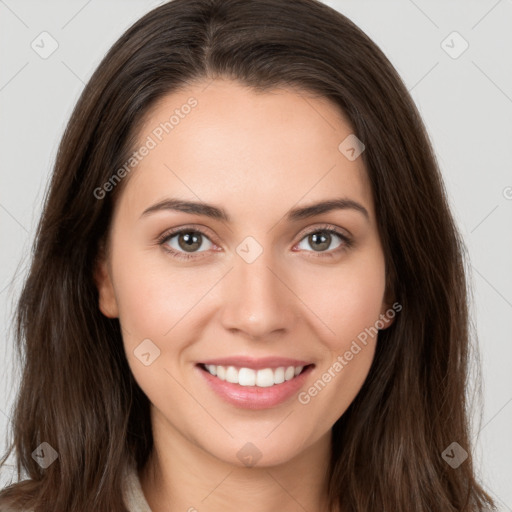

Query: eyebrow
140;197;369;223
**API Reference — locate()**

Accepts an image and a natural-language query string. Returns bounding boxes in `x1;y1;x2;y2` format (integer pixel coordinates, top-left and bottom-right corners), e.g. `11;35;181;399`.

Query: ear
93;245;119;319
378;287;398;331
378;303;395;330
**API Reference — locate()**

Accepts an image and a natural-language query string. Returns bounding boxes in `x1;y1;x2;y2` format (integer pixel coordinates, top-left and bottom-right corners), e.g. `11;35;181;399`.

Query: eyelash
156;223;353;261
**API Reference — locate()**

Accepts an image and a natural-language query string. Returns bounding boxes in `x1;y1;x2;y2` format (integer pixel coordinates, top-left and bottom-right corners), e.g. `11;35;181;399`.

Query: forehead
118;78;374;224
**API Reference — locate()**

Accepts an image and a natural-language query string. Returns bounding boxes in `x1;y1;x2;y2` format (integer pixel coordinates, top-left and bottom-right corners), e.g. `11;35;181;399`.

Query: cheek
110;250;208;405
111;245;209;337
109;245;227;383
294;251;385;424
295;249;387;348
295;260;385;427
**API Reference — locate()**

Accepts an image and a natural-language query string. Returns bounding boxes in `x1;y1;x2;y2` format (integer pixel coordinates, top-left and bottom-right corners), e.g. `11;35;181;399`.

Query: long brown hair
0;0;495;510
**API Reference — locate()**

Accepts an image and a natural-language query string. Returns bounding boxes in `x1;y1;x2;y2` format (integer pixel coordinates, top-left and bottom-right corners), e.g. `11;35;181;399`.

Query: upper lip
198;356;314;370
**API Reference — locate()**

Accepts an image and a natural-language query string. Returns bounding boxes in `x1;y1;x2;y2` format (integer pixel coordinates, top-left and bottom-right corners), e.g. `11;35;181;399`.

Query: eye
295;225;352;256
158;228;215;261
157;223;352;261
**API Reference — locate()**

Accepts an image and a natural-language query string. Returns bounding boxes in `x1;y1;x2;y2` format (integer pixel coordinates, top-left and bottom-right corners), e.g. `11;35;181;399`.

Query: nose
219;247;299;341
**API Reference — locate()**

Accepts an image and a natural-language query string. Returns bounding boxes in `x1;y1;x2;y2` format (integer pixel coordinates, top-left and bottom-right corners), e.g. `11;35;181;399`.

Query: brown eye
176;231;203;252
307;231;332;252
296;228;350;254
162;229;214;256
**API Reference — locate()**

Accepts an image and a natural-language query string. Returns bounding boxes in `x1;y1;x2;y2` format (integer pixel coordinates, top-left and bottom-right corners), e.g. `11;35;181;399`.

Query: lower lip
196;364;314;410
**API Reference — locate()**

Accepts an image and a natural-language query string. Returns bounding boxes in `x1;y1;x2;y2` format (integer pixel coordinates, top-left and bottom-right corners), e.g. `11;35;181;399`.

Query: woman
0;0;495;510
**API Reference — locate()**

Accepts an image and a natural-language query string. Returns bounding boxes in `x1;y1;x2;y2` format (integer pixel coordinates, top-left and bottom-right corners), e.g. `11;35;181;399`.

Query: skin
95;78;394;512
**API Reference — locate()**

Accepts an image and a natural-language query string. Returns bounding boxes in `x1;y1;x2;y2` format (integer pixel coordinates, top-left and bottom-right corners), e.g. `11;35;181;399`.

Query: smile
200;363;310;387
196;363;315;409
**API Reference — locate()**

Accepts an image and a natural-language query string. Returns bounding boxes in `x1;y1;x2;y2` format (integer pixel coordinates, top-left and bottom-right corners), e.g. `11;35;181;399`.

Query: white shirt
122;463;153;512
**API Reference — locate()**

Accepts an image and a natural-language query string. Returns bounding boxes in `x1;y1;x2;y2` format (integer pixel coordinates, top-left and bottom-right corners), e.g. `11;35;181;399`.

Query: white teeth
274;367;285;384
256;368;274;387
284;366;295;381
238;367;256;386
225;366;238;384
203;364;305;387
216;365;226;380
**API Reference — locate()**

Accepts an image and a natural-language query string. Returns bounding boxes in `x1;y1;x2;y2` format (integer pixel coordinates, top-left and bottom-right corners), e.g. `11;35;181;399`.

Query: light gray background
1;0;511;509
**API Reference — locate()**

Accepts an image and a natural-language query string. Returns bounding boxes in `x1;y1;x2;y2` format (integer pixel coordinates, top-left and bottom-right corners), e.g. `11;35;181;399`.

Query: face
95;78;394;468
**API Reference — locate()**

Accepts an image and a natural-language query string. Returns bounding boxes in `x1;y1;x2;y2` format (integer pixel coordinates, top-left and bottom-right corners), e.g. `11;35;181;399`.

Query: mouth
195;362;315;409
197;362;314;387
